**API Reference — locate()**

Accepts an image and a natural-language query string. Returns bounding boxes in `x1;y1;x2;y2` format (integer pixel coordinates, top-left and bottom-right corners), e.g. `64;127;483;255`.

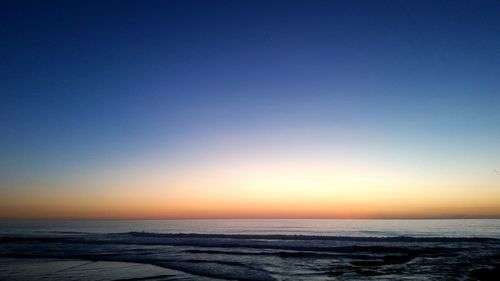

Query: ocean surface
1;219;499;280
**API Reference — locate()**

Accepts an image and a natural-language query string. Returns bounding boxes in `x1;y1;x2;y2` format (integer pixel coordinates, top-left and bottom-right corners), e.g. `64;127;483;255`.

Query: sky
1;0;500;219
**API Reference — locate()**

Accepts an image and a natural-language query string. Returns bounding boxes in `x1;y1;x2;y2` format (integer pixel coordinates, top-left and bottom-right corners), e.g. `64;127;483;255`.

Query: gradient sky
1;0;500;219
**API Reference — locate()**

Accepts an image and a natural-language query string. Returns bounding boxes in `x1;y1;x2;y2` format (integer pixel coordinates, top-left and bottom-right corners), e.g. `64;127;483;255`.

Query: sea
1;219;499;280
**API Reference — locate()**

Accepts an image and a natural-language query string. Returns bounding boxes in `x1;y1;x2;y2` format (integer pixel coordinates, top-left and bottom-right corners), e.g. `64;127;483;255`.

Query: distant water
1;219;500;237
1;219;500;280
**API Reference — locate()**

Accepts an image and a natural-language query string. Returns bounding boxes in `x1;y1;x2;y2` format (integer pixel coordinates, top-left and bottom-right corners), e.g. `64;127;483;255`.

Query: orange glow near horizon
2;125;500;220
2;149;500;219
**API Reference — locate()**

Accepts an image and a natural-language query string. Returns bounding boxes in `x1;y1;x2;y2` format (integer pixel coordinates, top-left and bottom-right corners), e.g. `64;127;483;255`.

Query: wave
2;232;496;251
2;232;499;280
125;231;499;242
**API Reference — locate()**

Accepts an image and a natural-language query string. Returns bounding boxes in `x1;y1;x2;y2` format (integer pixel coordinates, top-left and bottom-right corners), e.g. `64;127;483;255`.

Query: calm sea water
1;219;499;237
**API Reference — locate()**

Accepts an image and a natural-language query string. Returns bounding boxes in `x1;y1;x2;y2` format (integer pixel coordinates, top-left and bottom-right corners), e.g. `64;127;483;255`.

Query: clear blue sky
1;0;499;218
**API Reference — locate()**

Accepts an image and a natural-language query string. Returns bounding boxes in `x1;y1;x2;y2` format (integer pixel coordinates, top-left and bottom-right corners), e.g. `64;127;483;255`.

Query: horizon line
2;216;500;221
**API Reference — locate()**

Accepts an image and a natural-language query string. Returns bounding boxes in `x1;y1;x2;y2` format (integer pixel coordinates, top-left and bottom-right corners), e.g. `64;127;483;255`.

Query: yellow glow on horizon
2;159;499;219
1;134;499;219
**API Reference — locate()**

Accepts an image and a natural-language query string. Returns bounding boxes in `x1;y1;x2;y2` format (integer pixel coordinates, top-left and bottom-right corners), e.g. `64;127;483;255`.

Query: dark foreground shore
1;232;499;280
